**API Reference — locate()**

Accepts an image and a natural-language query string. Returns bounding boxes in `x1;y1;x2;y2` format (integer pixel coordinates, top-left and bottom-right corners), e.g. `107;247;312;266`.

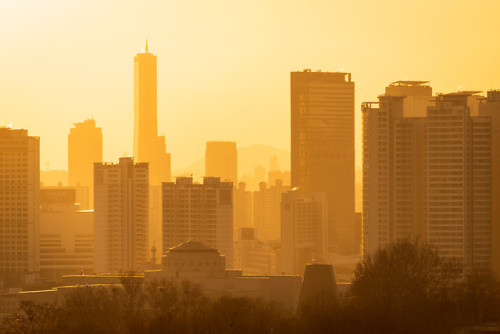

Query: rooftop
168;240;218;253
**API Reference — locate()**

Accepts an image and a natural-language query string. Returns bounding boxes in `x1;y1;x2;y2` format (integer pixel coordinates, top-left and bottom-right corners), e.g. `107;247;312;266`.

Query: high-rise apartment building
133;42;171;257
0;128;40;284
362;81;432;255
94;157;149;273
253;180;290;241
162;177;233;267
291;70;355;253
426;93;491;272
362;85;492;272
68;119;102;209
205;141;237;184
478;91;500;274
279;190;328;275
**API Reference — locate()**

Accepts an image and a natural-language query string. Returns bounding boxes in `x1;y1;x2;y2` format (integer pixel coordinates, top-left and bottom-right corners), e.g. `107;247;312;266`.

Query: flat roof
390;80;430;86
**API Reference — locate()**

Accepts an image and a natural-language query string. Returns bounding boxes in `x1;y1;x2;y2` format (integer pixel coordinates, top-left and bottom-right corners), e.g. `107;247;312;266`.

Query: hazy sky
1;0;499;171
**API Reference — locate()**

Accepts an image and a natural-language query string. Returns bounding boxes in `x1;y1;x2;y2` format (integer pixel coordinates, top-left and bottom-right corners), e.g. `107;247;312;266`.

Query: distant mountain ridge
172;144;290;181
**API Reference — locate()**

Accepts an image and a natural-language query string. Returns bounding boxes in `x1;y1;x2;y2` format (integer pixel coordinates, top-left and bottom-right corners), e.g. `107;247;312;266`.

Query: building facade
40;188;93;280
133;42;171;258
362;85;493;272
279;190;328;275
94;158;149;273
362;81;431;255
0;128;40;285
253;180;290;241
478;91;500;274
425;93;491;272
291;70;355;253
162;177;234;267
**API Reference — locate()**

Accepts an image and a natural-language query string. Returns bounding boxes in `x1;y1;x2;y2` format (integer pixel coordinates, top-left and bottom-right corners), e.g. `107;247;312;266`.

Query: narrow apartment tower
362;81;431;256
162;177;234;268
0;128;40;284
291;70;355;254
205;141;237;184
94;158;149;273
425;93;491;272
68;119;102;209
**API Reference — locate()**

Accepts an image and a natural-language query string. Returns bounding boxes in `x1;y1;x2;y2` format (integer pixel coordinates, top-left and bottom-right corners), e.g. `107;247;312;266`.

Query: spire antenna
146;39;148;53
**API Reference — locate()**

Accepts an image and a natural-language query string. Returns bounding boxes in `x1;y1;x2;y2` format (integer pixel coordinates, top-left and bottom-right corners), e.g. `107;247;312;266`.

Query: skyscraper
68;119;102;209
133;41;171;186
362;81;431;255
162;177;234;267
291;70;355;253
425;93;491;272
94;157;149;273
362;86;493;273
133;41;171;257
205;141;237;184
0;128;40;285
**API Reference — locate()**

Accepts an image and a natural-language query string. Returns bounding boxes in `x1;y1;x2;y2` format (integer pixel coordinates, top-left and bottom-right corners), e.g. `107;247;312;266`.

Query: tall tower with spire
133;41;171;258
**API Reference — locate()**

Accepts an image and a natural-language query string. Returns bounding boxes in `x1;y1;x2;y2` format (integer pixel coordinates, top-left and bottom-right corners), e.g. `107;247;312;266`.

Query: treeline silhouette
2;239;500;334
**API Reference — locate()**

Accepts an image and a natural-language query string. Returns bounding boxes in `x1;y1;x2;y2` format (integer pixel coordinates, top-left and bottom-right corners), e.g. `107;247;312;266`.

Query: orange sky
1;0;499;171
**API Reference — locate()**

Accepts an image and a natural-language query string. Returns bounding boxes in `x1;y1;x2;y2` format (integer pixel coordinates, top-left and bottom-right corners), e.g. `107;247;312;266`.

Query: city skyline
2;0;500;172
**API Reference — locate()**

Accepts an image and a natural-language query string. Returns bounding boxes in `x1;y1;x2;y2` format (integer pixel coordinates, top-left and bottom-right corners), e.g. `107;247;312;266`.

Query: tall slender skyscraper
68;119;102;209
291;70;355;254
0;128;40;285
133;41;171;186
133;41;171;257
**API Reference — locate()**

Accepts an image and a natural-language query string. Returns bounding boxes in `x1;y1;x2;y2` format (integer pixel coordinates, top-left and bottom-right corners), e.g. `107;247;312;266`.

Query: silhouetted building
133;41;171;259
94;158;149;273
291;70;355;253
205;141;237;184
40;188;93;281
253;180;290;241
362;81;431;255
68;119;102;210
478;91;500;274
162;177;234;267
279;190;328;275
298;263;337;308
0;128;40;284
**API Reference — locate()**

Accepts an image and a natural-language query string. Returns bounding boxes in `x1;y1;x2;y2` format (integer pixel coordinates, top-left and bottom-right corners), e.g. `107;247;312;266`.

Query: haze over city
2;1;500;333
2;0;500;170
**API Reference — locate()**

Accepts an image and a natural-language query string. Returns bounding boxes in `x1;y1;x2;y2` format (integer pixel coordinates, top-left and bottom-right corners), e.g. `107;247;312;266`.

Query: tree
351;238;464;333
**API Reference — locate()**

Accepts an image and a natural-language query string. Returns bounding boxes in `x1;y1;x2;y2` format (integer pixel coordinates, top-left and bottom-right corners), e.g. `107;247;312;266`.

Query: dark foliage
2;238;500;334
